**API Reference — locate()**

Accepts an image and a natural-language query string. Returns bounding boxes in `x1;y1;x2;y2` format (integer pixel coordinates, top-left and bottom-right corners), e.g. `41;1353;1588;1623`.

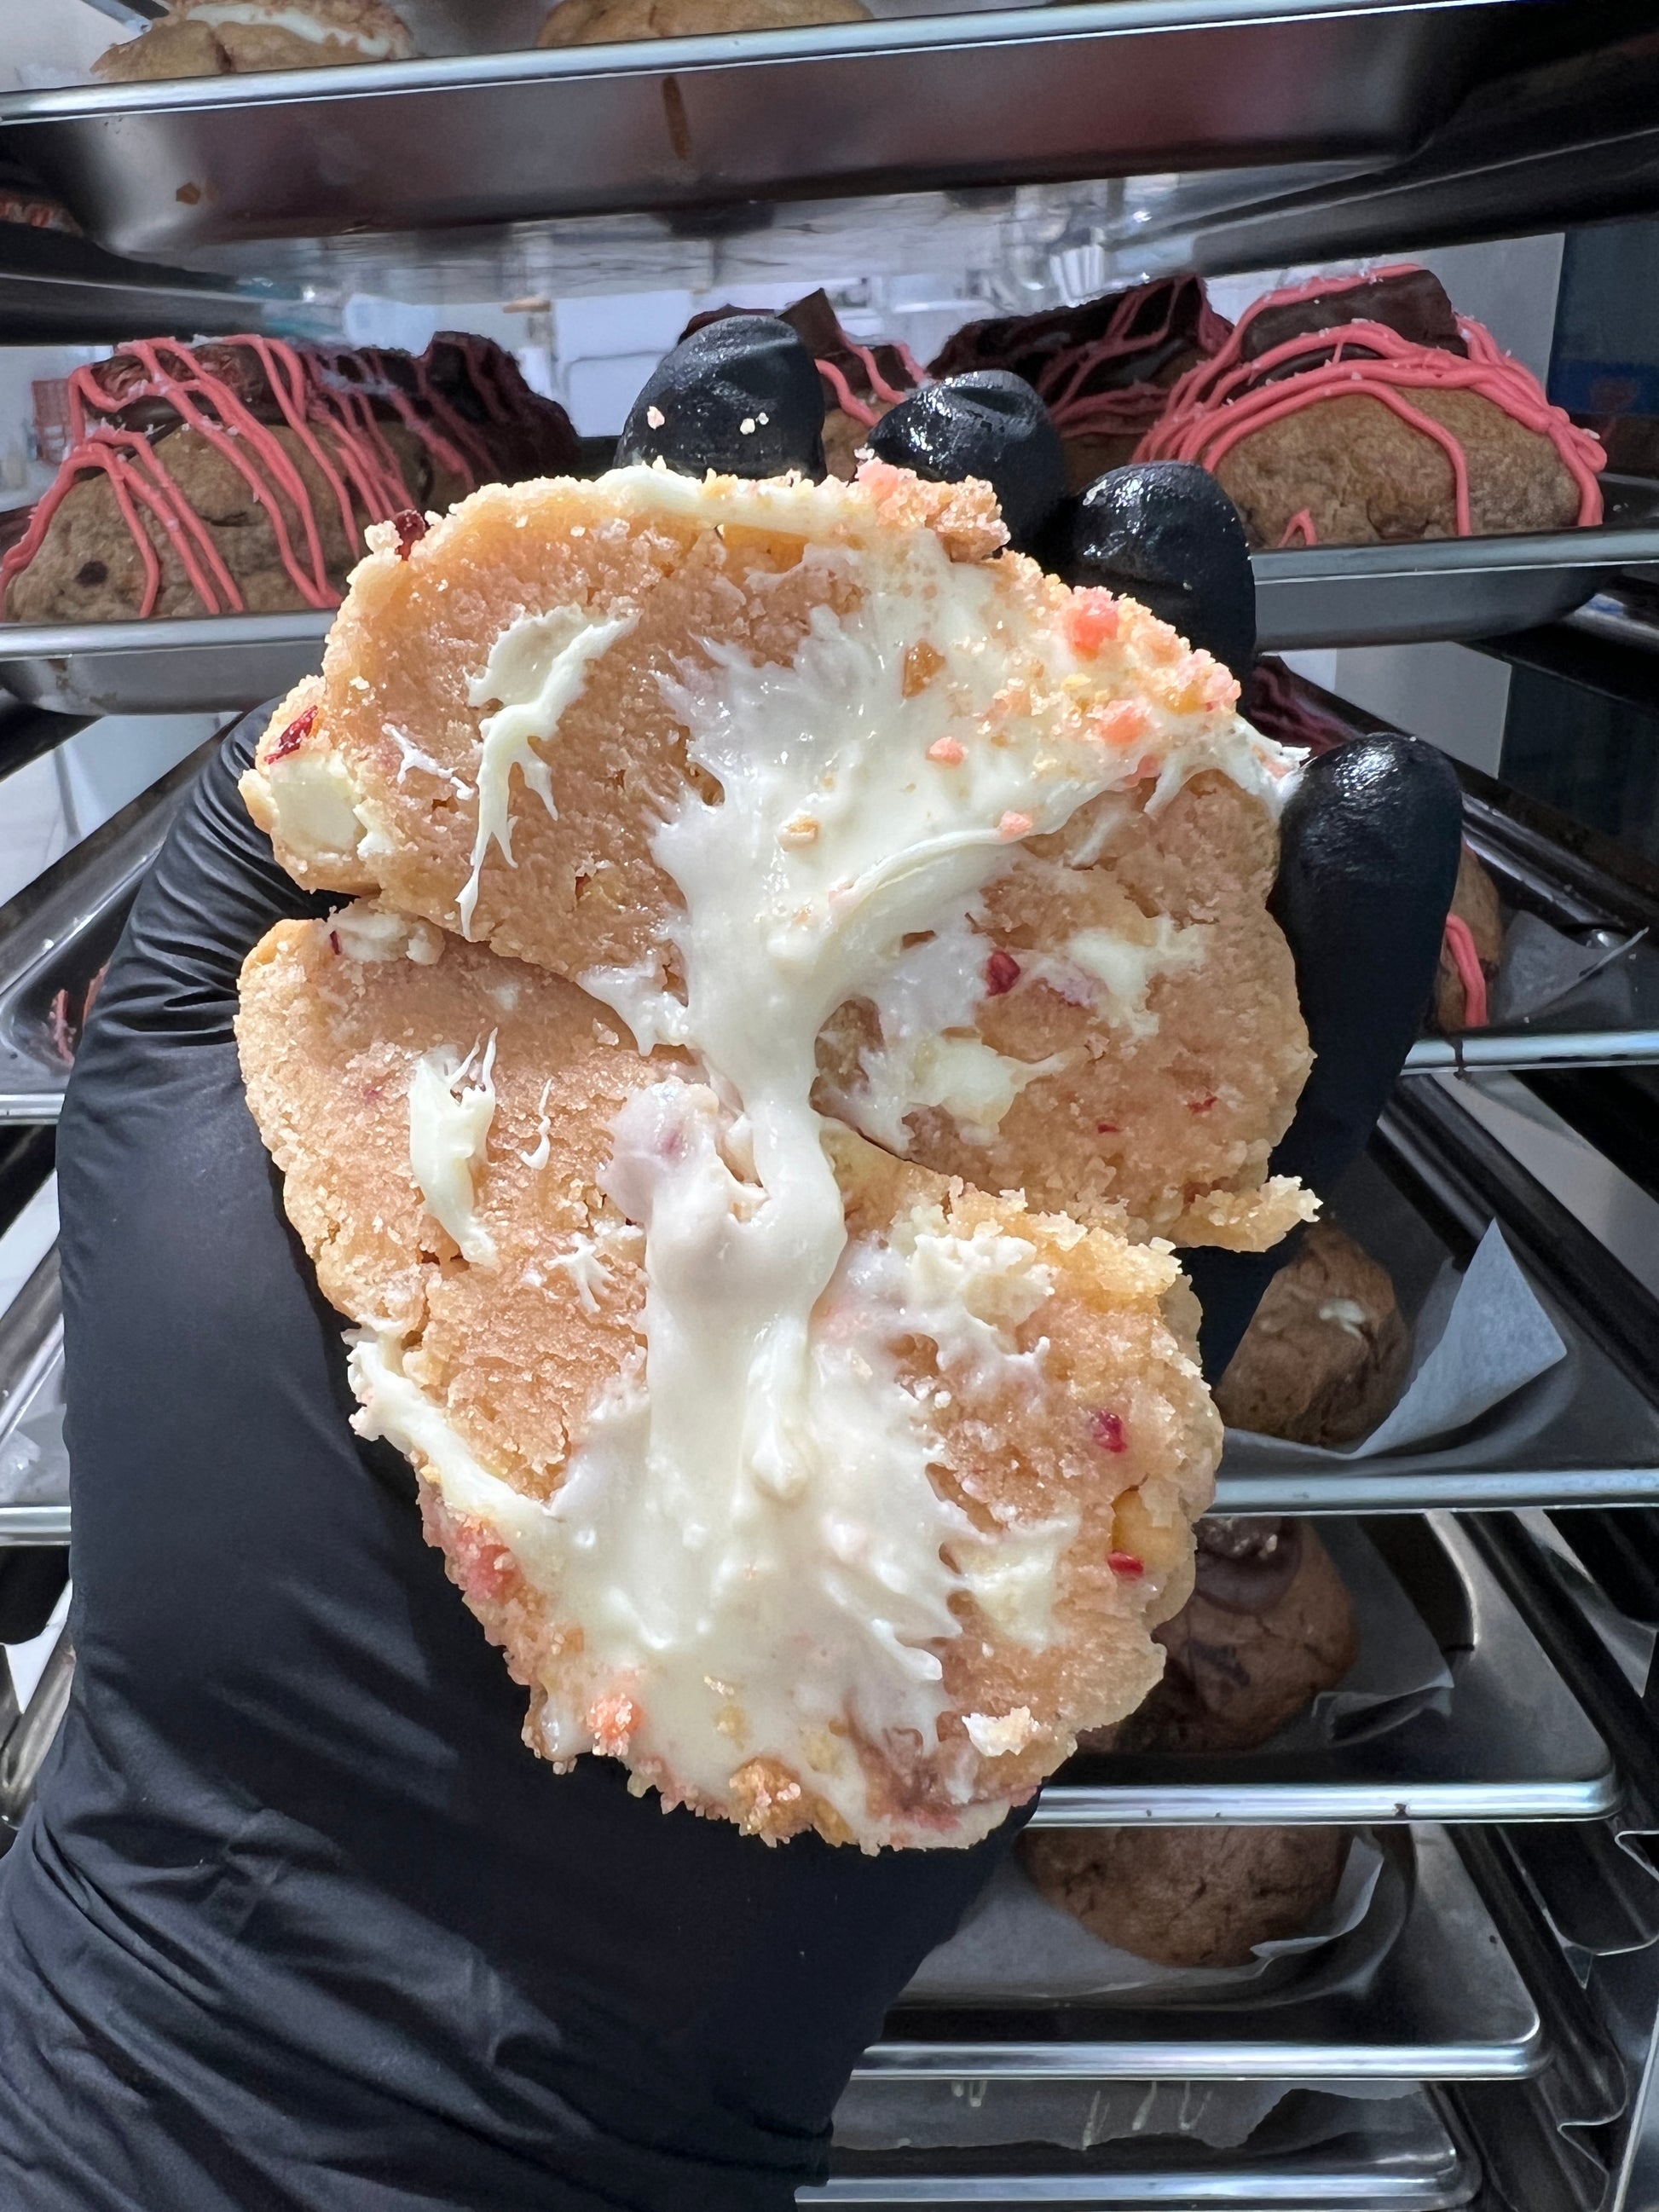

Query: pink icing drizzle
1035;283;1232;434
816;338;928;424
1443;913;1489;1027
1136;265;1604;532
1;334;501;619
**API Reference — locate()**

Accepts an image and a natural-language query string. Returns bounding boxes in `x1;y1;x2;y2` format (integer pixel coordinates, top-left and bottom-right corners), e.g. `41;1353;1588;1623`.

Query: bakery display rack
8;2;1659;2206
1249;480;1659;652
806;2089;1481;2206
864;1830;1539;2082
0;610;331;718
0;3;1530;260
0;731;217;1124
14;492;1659;718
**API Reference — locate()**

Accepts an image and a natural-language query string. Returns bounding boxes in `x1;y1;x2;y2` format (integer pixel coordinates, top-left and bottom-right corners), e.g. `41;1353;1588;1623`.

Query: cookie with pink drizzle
682;291;926;479
930;278;1231;492
1136;265;1605;548
2;333;576;625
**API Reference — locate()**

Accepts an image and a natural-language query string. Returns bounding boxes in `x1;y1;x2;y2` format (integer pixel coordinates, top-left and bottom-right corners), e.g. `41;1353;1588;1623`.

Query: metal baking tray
0;732;218;1125
1257;672;1659;1074
11;482;1659;721
0;3;1506;260
812;2085;1479;2205
1251;480;1659;653
0;1250;62;1554
0;613;327;719
1;1629;73;1837
1211;1134;1659;1515
861;1827;1541;2081
1033;1513;1616;1828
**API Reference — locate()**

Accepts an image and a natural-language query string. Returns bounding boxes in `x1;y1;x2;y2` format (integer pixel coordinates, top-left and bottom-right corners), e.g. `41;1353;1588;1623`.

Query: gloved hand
870;381;1465;1375
0;321;1460;2212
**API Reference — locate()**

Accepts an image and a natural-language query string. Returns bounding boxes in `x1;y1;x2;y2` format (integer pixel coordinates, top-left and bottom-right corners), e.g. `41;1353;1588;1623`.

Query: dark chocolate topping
1191;1517;1304;1614
929;275;1218;400
618;315;827;482
1242;269;1467;366
865;371;1066;552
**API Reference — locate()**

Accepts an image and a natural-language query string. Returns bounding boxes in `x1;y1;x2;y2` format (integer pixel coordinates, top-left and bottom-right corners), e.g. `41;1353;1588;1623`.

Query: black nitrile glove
1064;459;1258;682
0;342;1460;2212
866;370;1067;552
0;715;1017;2212
617;313;828;480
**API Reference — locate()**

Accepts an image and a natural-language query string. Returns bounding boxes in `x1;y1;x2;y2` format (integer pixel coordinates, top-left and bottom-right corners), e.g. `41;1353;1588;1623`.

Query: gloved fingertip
1066;460;1257;679
866;371;1067;552
616;315;827;481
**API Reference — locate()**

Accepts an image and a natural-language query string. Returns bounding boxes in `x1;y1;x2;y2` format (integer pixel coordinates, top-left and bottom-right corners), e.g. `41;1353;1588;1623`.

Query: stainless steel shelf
0;732;217;1123
863;1829;1540;2082
0;3;1507;260
0;1505;70;1546
0;222;290;347
0;1250;62;1546
813;2086;1478;2206
1034;1516;1616;1829
17;503;1659;724
0;615;327;720
1250;482;1659;653
1403;1031;1659;1072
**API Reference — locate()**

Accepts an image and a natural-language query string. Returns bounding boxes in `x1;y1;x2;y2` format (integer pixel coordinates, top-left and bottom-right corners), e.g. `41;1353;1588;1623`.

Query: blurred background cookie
1214;1221;1411;1447
96;0;416;80
1435;845;1504;1031
1138;266;1604;547
1020;1824;1349;1969
930;277;1228;492
538;0;868;43
1101;1517;1358;1754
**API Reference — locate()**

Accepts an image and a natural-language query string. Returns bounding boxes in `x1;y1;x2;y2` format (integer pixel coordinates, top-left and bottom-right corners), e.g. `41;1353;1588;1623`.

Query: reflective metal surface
1033;1515;1617;1828
861;1829;1541;2081
0;732;217;1122
0;614;326;719
1251;482;1659;653
811;2086;1477;2203
0;1252;62;1539
0;1505;71;1546
0;3;1503;260
1403;1031;1659;1071
0;1631;73;1830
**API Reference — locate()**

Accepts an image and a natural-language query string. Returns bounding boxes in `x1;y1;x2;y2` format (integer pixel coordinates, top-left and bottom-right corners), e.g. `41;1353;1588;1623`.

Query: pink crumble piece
1090;1409;1127;1454
985;948;1021;996
269;702;317;762
447;1517;521;1604
1093;698;1150;748
1066;590;1120;655
1107;1551;1145;1578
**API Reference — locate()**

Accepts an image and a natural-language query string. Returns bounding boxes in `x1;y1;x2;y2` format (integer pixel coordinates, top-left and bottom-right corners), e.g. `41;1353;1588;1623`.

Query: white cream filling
1320;1297;1370;1341
1063;918;1208;1039
259;750;372;869
408;1035;498;1266
544;1220;642;1314
962;1706;1039;1759
360;502;1292;1838
330;903;442;965
460;604;639;938
187;3;408;57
